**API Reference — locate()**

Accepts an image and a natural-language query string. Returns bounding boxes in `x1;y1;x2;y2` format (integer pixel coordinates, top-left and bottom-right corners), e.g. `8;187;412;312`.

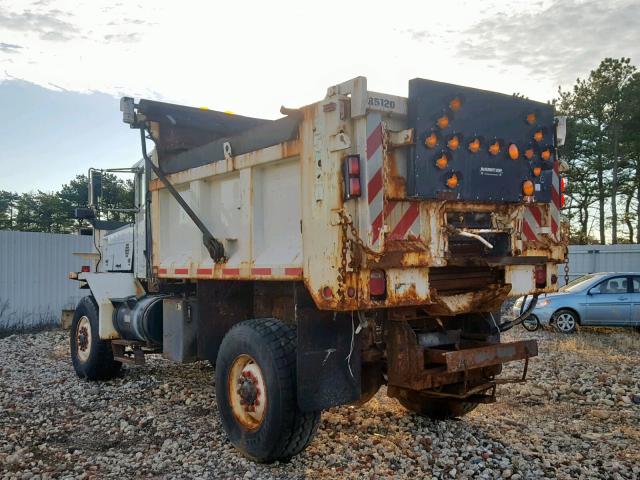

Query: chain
336;209;384;301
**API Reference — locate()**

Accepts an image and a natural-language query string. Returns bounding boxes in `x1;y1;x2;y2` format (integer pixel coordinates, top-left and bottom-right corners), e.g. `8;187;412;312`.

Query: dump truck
69;76;567;462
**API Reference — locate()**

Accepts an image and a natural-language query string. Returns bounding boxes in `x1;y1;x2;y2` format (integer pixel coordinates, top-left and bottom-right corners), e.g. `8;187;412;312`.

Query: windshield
559;274;601;292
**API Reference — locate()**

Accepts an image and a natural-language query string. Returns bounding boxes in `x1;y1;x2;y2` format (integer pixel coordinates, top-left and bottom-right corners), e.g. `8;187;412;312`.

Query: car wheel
522;314;540;332
554;309;578;334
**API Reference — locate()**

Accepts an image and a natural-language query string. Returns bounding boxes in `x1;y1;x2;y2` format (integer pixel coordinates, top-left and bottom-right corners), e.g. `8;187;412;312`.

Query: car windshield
559;274;601;292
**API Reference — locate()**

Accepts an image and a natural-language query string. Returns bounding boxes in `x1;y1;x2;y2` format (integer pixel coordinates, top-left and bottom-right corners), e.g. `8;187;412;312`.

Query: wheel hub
75;316;92;362
78;327;89;351
228;355;267;429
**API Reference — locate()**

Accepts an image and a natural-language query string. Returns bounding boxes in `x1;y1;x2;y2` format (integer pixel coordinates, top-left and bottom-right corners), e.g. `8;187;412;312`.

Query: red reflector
369;270;386;297
561;194;566;208
322;286;333;299
81;265;91;273
347;156;360;176
349;178;361;197
535;265;547;288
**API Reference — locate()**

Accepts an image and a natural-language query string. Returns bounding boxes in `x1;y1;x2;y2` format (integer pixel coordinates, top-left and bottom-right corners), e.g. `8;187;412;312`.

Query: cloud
104;32;140;44
454;0;640;85
0;7;79;41
0;42;22;53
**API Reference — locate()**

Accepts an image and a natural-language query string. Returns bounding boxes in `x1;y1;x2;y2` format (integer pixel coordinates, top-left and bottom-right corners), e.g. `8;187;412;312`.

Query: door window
631;277;640;293
593;277;629;294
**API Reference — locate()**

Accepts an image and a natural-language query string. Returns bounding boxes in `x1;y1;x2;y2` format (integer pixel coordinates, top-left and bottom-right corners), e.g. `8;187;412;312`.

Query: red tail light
81;265;91;273
369;270;386;298
343;155;361;200
535;264;547;288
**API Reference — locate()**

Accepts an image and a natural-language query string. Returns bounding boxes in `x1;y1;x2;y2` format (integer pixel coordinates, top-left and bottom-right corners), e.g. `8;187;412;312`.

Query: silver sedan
513;272;640;333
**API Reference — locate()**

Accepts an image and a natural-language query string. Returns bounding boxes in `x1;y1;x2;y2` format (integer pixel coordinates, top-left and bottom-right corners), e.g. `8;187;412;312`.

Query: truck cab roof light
449;97;462;112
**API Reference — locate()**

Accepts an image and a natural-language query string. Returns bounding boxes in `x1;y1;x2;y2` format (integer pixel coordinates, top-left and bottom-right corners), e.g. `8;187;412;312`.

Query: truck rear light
425;132;438;148
522;180;534;196
526;113;537;125
449;97;462;112
446;173;459;189
437;115;449;129
468;138;481;153
436;153;449;170
524;147;534;159
560;177;566;192
488;140;500;155
81;265;91;272
535;265;547;288
532;166;542;177
343;155;361;200
541;148;551;161
369;270;386;298
447;135;460;151
533;130;543;142
322;286;333;299
508;144;519;160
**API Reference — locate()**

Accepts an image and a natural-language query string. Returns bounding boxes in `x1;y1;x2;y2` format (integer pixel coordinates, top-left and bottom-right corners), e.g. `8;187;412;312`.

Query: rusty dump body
105;76;567;413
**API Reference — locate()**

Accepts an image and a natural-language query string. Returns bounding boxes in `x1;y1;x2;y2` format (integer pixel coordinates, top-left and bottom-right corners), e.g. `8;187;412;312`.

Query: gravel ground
1;326;639;479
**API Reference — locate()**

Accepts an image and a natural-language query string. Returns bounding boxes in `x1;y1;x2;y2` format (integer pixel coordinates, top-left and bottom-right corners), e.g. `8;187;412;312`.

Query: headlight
537;298;550;308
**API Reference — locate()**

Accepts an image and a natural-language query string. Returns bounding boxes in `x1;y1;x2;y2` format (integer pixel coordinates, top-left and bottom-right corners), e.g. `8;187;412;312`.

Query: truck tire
70;296;122;380
215;318;321;463
398;391;479;419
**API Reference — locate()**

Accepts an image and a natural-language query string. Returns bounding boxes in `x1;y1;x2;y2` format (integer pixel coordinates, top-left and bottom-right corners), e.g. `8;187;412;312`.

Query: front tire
70;296;122;380
215;318;321;463
553;309;578;334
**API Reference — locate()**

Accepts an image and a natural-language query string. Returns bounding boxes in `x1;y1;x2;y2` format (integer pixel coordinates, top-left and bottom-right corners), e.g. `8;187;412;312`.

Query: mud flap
296;308;361;412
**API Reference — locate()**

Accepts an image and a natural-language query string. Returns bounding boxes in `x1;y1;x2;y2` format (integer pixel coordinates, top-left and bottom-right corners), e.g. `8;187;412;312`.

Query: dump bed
125;76;566;314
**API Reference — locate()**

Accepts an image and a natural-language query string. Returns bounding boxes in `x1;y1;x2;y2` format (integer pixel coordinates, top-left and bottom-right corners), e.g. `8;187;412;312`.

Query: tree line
557;57;640;244
0;173;134;233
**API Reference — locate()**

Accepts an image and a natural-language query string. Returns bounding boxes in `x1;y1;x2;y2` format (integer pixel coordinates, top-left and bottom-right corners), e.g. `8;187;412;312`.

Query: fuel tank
113;295;164;345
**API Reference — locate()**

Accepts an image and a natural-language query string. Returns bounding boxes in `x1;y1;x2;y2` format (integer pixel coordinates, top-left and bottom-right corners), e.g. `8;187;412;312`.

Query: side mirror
88;170;102;208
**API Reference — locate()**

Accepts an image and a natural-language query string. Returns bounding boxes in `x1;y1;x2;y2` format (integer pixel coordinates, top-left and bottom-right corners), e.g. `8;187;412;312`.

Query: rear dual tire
215;318;321;463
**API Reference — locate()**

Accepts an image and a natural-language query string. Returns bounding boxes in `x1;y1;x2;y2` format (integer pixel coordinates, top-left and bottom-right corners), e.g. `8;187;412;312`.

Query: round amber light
446;174;458;189
468;138;481;153
508;144;519;160
437;115;449;129
436;154;448;169
489;141;500;155
447;136;459;150
526;113;536;125
533;166;542;177
425;132;438;148
534;130;543;142
524;148;534;159
522;180;535;196
450;98;462;112
541;149;551;161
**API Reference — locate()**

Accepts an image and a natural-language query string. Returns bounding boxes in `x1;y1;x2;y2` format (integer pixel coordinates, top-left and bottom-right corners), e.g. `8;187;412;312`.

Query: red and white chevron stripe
522;156;562;242
365;116;421;247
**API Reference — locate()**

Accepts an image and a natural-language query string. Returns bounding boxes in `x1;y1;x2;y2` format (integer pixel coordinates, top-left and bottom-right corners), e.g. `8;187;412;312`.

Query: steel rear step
386;321;538;400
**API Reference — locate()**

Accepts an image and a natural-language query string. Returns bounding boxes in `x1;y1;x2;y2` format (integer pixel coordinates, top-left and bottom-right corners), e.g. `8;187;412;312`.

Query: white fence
0;231;94;331
564;244;640;285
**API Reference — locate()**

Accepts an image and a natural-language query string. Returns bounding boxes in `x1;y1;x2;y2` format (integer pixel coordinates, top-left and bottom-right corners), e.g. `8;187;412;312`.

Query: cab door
630;276;640;328
585;276;631;325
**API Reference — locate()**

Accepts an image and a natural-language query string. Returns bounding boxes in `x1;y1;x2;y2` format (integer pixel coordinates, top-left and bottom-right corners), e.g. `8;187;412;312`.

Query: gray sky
1;0;638;193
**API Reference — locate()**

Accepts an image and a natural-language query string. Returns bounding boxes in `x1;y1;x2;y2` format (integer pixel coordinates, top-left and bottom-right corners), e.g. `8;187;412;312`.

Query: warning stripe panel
389;202;420;241
366;124;383;160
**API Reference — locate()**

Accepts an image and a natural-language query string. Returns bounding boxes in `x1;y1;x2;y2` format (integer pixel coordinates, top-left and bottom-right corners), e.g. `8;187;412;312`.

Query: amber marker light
533;130;543;142
541;148;551;161
508;144;519;160
425;132;438;148
524;147;535;159
449;97;462;112
446;174;459;189
533;166;542;177
437;115;449;129
526;113;536;125
489;141;500;155
522;180;535;196
436;153;448;169
447;135;460;151
468;138;481;153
